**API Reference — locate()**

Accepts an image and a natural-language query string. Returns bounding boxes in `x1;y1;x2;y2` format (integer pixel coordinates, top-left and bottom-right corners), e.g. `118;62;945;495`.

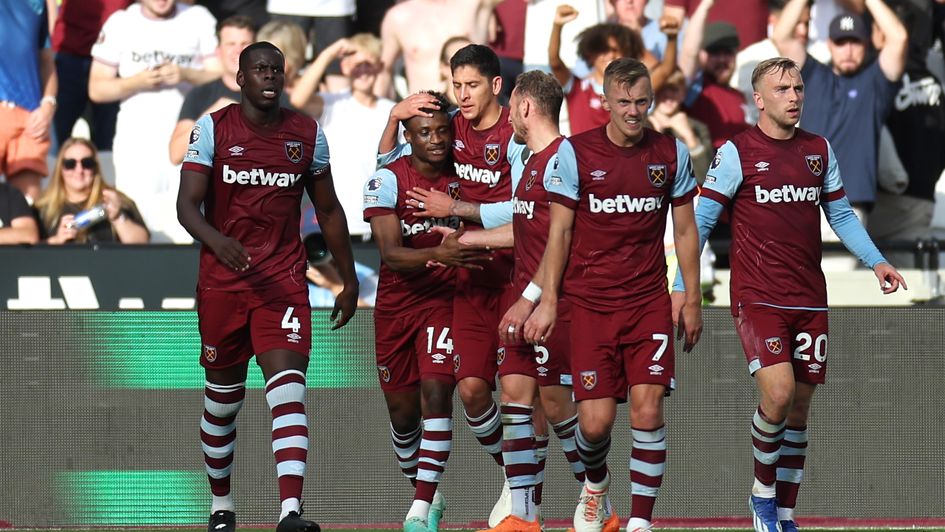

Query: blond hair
348;33;382;61
257;20;307;76
35;138;111;240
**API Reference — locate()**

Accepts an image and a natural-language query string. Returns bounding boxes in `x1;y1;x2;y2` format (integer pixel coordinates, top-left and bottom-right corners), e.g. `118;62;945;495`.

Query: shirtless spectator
169;15;256;165
375;0;499;98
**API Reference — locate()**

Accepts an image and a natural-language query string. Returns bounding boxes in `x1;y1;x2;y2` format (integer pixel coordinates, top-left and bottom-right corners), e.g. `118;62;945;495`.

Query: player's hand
554;4;579;26
330;285;358;329
676;299;703;353
499;296;536;345
874;262;907;294
670;290;686;327
435;222;491;269
427;225;456;244
407;187;453;218
52;214;78;244
523;299;557;345
209;234;251;272
391;92;441;121
659;15;681;38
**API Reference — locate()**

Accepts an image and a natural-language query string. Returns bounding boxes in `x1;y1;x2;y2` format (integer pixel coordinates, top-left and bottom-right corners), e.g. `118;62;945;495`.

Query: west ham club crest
448;181;461;200
580;370;597;390
484;143;501;166
765;337;783;355
525;170;538;191
285;141;303;163
648;163;667;187
805;155;823;176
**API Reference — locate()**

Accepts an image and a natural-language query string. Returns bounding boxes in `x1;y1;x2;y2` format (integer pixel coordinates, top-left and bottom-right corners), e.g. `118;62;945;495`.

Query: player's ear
236;70;245;88
491;75;502;96
753;90;763;111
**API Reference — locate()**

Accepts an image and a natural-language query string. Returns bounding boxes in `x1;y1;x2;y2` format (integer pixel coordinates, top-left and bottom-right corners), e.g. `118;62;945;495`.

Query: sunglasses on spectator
63;157;96;170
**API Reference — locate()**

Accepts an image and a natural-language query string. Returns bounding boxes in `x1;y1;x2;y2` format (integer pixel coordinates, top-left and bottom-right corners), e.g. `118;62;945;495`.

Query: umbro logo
590;169;607;180
432;353;446;364
454;139;466;151
229;146;245;156
809;363;822;372
648;364;664;375
287;332;301;343
755;161;770;172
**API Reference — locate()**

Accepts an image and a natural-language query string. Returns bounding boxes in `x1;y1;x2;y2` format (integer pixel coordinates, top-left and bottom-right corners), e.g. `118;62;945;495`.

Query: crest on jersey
448;181;461;200
765;337;783;355
580;370;598;390
525;170;538;191
453;354;461;373
377;365;391;383
648;164;667;187
203;344;217;363
484;143;501;166
805;155;823;176
497;347;506;365
285;141;303;163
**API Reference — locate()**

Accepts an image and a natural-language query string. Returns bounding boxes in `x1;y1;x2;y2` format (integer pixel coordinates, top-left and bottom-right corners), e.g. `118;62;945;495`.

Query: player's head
341;33;383;94
576;23;642;76
602;58;652;143
403;91;453;166
237;42;286;110
827;12;869;76
449;44;502;122
140;0;176;19
768;0;812;44
751;57;804;130
700;22;739;84
217;15;256;77
509;70;563;144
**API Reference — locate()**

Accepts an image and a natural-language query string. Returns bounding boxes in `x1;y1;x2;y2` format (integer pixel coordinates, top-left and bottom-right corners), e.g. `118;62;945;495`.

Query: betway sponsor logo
402;216;461;236
588;193;663;214
223;165;302;187
512;196;535;219
754;184;821;205
455;162;501;187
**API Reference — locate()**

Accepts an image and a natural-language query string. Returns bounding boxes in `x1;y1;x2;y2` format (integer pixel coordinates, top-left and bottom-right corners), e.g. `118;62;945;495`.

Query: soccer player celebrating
526;57;704;532
177;42;359;532
378;44;524;523
671;57;906;532
364;90;491;532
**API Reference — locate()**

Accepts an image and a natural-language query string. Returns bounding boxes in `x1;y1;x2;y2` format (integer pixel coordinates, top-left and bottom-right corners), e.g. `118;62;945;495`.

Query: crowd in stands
1;0;944;269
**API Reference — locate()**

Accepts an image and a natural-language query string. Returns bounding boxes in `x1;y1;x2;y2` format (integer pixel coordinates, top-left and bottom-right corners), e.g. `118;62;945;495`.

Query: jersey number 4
282;306;301;333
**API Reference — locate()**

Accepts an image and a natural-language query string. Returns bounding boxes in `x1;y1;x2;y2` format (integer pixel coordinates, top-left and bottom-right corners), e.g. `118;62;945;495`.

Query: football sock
465;402;504;466
776;425;808;514
500;403;537;519
201;380;245;512
751;406;785;498
265;369;308;520
630;425;666;522
534;434;549;506
575;424;611;485
391;422;422;483
552;413;586;482
416;416;452;506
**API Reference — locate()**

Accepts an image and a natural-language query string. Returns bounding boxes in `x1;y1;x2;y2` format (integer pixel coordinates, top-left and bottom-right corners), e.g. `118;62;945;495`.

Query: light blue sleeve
363;169;398;212
822;139;844;194
310;125;330;175
672;138;698;199
377;143;412;169
481;138;529;229
183;114;216;168
545;139;579;201
671;196;725;292
822;198;886;268
507;137;528;192
702;141;744;200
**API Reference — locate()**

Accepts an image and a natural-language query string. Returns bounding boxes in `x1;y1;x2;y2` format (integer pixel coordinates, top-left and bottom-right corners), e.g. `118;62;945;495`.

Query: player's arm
372;215;488;270
668;140;703;351
820;141;907;293
867;0;908;81
376;93;441;164
306;128;359;329
772;0;810;69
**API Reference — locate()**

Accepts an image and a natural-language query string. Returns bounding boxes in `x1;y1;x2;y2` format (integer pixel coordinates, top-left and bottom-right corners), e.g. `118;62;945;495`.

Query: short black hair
449;44;501;80
402;91;452;129
238;41;284;71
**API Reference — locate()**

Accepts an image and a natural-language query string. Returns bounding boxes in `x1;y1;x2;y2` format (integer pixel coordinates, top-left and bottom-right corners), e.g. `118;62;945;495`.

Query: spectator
440;36;473;106
89;0;220;243
647;70;713;184
267;0;356;92
0;181;40;245
51;0;131;152
806;0;862;64
549;4;677;134
304;232;377;307
610;0;669;60
256;19;308;96
36;137;148;245
168;15;257;165
772;0;907;214
196;0;269;30
664;0;769;52
679;0;751;149
375;0;496;98
490;0;527;102
0;0;59;202
731;0;812;125
291;33;395;239
868;0;945;267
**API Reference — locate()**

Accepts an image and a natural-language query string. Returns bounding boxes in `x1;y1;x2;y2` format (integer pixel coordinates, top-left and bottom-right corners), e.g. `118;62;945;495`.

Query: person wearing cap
678;0;752;149
773;0;907;221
